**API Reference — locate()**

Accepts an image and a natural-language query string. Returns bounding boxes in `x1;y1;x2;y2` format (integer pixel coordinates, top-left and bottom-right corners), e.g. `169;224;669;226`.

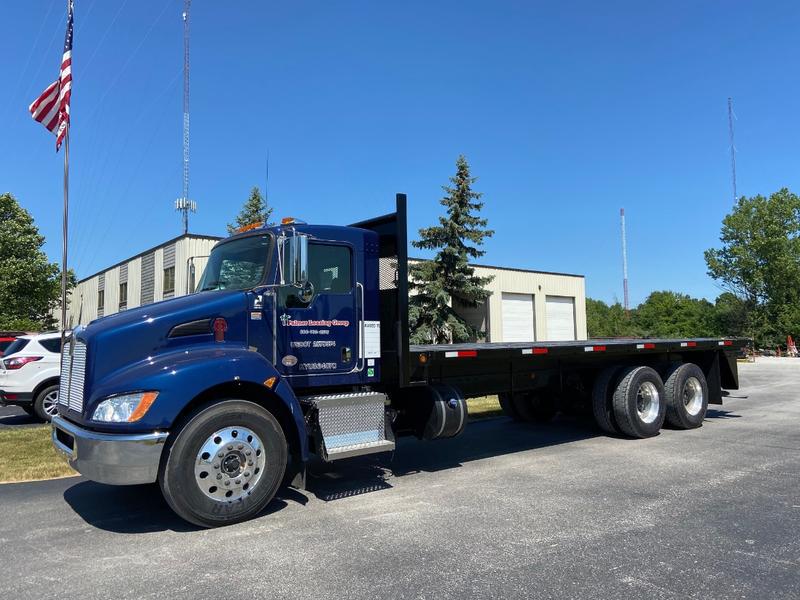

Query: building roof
409;257;584;279
77;233;223;284
77;235;584;284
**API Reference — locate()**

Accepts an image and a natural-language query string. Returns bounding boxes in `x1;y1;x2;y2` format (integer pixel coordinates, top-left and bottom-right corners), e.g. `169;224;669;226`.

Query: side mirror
287;234;309;287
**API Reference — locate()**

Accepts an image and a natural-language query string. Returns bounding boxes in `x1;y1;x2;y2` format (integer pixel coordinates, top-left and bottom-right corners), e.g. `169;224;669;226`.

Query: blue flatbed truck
52;195;747;527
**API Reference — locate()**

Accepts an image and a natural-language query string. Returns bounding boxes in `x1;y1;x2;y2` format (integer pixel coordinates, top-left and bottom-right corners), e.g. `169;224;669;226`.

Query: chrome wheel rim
194;427;266;503
636;381;660;424
683;377;704;416
43;390;59;417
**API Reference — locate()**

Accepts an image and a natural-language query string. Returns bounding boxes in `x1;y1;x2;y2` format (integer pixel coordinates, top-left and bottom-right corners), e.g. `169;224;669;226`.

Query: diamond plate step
301;392;394;461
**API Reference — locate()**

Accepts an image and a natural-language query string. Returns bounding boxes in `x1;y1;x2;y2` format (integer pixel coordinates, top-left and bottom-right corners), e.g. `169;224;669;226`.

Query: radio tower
620;208;630;313
728;97;737;204
175;0;196;234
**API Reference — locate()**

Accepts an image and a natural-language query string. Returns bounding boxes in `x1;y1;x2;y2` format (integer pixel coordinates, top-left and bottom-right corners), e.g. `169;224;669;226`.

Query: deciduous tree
704;188;800;346
0;193;73;331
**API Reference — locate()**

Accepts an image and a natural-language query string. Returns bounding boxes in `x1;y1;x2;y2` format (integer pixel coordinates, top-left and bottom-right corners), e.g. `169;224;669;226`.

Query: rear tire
21;405;37;417
498;392;523;421
663;363;708;429
159;400;288;528
612;366;666;438
592;367;621;434
512;392;558;423
33;385;60;422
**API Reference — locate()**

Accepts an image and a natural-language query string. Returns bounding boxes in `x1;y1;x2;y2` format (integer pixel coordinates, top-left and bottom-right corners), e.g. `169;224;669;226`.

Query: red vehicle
0;333;26;357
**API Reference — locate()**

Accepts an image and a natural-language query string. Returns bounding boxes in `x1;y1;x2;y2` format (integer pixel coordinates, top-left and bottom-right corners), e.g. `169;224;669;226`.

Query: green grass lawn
467;395;503;419
0;425;76;483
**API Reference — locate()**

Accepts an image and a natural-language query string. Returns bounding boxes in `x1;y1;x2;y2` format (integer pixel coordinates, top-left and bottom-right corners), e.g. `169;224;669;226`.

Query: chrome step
324;439;396;461
301;392;395;461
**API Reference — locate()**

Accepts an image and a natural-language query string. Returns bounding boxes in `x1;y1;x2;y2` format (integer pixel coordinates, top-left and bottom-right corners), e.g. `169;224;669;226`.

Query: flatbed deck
411;337;748;355
407;337;747;403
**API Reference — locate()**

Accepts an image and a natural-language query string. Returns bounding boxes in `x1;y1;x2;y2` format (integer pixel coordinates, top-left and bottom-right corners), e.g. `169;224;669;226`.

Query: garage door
501;293;535;342
545;296;576;341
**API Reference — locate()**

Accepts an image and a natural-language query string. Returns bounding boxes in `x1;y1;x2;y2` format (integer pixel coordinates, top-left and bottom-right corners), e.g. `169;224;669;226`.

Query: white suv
0;332;65;421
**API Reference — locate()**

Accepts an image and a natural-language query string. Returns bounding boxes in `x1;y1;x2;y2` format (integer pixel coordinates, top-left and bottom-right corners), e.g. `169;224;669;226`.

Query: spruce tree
227;186;275;234
409;155;494;344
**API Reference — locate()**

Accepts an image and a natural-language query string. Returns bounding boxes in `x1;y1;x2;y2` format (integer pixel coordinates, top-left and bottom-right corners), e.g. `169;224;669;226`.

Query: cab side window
311;244;351;293
280;243;352;307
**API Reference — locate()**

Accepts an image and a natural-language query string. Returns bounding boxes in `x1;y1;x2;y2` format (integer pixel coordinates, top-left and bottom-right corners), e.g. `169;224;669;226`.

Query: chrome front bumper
52;415;169;485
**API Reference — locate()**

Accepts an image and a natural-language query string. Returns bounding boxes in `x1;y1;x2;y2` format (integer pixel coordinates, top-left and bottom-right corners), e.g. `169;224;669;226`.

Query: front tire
33;385;60;422
612;366;666;438
159;400;288;528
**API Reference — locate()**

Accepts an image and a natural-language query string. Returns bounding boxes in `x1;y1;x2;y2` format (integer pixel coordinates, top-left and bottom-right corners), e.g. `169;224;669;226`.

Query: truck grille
59;338;87;413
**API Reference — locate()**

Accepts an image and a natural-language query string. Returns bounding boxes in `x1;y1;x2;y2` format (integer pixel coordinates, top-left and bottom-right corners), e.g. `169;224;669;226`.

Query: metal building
410;260;587;343
66;234;221;326
66;237;587;342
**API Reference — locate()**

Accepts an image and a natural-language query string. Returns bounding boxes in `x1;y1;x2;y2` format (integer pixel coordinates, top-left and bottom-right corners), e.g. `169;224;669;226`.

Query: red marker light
213;318;228;342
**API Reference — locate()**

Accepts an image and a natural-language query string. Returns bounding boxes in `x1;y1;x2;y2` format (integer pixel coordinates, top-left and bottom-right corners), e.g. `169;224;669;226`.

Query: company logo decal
279;313;350;328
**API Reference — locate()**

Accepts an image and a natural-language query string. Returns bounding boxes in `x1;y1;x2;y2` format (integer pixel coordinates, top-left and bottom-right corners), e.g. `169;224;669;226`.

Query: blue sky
2;1;799;305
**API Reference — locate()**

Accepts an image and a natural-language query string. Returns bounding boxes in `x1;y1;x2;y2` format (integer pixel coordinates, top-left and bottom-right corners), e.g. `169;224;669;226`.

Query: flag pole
60;131;69;351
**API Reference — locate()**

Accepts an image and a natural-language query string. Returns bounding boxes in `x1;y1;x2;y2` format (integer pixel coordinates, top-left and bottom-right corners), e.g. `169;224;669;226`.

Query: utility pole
175;0;196;234
728;97;737;205
620;208;630;314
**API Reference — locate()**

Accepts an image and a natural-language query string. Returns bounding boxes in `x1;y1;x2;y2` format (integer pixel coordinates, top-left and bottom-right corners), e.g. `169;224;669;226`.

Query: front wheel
159;400;288;528
33;385;60;422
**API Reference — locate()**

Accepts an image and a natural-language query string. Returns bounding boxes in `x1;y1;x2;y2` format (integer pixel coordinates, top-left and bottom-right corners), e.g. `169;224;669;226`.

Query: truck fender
90;345;308;460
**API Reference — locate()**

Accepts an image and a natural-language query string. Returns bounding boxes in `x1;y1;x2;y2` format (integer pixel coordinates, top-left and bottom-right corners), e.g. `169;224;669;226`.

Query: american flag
29;0;74;151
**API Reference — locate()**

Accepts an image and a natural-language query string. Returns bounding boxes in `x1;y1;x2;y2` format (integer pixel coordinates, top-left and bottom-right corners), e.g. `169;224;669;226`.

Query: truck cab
52;208;409;527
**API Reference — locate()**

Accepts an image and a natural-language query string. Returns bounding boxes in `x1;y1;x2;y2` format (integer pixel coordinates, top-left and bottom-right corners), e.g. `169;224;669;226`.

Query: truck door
276;241;359;376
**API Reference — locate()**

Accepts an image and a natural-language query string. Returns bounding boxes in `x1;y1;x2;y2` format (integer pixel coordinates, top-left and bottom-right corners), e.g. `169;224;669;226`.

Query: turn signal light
128;392;159;422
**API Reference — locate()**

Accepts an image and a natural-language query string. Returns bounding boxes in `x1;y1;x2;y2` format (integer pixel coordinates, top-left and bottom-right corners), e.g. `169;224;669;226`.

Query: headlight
92;392;159;423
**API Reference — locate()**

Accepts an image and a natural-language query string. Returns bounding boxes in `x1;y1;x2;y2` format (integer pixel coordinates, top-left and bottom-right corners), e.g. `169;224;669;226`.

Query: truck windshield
197;234;272;292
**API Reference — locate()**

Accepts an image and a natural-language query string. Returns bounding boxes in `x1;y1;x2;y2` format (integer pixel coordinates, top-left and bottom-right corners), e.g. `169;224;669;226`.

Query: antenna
728;97;737;204
620;208;630;314
265;149;270;206
175;0;196;234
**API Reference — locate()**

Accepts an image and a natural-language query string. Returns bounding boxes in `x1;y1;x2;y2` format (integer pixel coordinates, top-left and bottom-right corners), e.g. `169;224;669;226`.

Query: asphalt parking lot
0;358;798;599
0;405;41;428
